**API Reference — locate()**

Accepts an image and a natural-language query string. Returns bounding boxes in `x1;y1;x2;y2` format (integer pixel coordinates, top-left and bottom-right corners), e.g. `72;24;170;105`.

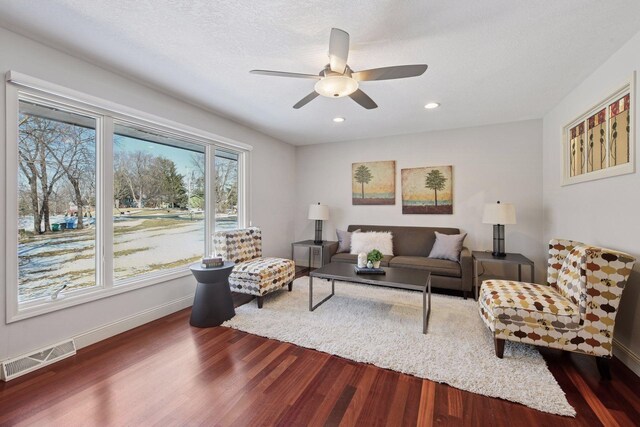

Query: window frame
562;72;635;186
5;71;252;322
13;93;107;307
110;118;210;288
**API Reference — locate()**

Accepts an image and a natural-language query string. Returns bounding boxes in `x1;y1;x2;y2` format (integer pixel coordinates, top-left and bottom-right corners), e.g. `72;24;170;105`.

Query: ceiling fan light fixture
424;102;440;109
314;75;358;98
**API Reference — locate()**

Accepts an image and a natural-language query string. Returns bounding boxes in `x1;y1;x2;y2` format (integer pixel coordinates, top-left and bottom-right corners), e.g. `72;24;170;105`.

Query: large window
112;124;206;282
6;74;250;321
17;101;98;303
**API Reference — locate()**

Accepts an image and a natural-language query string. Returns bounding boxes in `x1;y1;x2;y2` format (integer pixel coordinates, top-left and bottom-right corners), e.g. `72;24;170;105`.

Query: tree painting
402;166;452;214
351;161;395;205
354;165;373;199
424;169;447;206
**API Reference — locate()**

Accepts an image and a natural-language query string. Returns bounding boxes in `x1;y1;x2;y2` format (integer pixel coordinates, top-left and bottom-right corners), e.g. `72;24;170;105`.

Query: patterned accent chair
478;239;635;378
213;227;295;308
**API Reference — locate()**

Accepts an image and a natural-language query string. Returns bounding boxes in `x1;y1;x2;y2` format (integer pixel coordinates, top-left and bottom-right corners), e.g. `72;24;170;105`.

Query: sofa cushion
336;228;360;253
229;257;296;296
428;231;467;262
350;231;394;256
213;227;262;263
347;225;460;257
388;256;462;278
479;280;581;329
331;253;392;267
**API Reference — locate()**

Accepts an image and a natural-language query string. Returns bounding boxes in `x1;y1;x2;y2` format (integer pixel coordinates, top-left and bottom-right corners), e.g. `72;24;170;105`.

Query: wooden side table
291;240;337;270
189;262;235;328
472;251;534;300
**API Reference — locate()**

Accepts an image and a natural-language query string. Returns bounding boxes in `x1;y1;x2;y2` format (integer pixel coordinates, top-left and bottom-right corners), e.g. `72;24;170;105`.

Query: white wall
294;120;544;279
0;27;296;360
542;29;640;374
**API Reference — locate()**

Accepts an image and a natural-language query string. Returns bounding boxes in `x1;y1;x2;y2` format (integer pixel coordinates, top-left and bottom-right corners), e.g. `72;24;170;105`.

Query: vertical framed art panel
562;72;635;185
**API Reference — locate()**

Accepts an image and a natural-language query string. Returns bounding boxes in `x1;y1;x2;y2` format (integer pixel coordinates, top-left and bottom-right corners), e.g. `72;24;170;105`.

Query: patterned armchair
478;239;635;378
213;227;295;308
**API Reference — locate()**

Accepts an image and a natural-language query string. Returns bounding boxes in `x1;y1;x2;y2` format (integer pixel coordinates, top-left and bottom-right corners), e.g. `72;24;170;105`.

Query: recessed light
424;102;440;109
333;117;345;123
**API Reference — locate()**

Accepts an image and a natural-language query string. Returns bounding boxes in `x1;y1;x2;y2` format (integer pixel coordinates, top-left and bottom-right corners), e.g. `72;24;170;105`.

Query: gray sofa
327;225;473;298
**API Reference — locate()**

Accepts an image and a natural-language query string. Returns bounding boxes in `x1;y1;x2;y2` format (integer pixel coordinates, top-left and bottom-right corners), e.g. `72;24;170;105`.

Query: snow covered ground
18;217;236;302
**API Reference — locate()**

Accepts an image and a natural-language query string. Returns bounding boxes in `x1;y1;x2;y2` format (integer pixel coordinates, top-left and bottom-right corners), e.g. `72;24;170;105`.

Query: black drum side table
189;262;235;328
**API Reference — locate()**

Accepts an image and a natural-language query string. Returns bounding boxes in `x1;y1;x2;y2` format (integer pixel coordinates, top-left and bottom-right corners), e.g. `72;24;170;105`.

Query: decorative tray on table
354;266;385;275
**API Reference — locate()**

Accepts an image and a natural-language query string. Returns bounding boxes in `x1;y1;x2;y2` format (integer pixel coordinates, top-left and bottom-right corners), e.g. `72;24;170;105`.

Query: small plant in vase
367;249;383;269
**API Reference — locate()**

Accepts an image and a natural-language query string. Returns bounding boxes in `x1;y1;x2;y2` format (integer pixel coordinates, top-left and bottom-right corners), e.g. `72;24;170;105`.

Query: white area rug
223;276;576;416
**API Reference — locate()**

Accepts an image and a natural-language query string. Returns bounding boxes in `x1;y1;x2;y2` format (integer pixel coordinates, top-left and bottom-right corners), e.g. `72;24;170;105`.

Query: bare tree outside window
17;101;97;302
112;126;203;281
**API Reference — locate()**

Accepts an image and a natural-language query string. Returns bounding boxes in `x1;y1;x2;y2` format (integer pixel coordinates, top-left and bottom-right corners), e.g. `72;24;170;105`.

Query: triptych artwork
566;79;634;185
569;94;631;177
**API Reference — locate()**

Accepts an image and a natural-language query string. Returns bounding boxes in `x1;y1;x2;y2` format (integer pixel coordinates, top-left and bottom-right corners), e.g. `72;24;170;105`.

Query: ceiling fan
250;28;428;110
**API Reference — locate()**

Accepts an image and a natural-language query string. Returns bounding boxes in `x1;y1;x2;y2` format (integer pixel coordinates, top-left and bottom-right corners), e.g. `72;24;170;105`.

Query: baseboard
613;338;640;377
73;296;193;350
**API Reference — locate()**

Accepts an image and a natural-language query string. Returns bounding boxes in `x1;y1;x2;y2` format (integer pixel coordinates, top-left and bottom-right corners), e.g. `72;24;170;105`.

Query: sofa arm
326;241;339;263
459;246;473;294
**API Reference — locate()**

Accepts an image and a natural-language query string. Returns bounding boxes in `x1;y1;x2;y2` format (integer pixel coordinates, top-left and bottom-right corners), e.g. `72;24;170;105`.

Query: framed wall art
563;72;635;185
352;160;396;205
401;165;453;214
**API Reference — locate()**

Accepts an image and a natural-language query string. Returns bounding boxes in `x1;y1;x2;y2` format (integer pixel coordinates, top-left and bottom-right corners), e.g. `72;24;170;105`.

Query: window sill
8;268;193;323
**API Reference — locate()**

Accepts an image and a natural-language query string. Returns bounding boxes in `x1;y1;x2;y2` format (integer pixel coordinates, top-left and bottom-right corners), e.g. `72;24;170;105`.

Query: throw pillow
350;231;394;256
428;231;467;262
336;229;360;253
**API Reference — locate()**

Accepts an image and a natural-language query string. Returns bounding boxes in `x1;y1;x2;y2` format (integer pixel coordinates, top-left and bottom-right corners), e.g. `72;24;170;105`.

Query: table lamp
482;201;516;257
308;203;329;244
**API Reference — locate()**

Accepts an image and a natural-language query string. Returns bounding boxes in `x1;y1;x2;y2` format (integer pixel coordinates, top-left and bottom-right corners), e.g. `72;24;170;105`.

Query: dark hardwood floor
1;270;639;426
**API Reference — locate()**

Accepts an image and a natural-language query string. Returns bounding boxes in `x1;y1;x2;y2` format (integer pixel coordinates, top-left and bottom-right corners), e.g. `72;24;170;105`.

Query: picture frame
401;165;453;214
562;72;635;186
351;160;396;205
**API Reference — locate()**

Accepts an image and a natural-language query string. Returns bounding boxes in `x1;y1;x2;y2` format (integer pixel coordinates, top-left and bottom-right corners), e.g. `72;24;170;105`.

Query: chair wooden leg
288;282;293;292
463;291;468;300
494;338;505;359
596;356;611;380
257;296;264;309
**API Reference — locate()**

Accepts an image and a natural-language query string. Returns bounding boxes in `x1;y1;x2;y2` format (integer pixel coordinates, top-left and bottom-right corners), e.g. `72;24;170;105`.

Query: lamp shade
308;204;329;220
482;202;516;225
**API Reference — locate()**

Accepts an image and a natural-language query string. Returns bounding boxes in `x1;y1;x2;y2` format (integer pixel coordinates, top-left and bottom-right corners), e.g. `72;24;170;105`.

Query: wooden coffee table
309;263;432;334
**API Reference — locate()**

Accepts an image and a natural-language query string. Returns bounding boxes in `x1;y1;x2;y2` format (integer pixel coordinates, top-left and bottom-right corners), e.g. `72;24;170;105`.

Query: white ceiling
1;1;639;145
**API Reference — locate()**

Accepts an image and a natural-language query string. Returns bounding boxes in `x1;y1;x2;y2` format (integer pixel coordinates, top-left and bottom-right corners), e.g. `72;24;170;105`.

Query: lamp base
314;220;323;246
492;224;506;258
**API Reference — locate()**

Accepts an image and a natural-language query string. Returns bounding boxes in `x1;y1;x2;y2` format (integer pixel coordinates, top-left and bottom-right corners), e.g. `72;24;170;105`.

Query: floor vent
1;339;76;382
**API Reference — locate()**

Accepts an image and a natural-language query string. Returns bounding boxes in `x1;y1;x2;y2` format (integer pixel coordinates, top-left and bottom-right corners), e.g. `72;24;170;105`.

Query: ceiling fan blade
293;92;320;109
352;64;428;81
349;89;378;109
250;70;321;79
328;28;349;73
